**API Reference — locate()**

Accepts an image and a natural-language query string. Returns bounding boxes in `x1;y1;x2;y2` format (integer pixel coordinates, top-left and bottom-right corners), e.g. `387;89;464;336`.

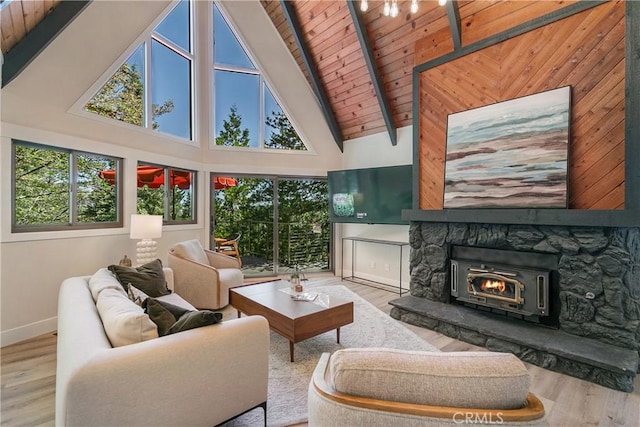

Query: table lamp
130;214;163;266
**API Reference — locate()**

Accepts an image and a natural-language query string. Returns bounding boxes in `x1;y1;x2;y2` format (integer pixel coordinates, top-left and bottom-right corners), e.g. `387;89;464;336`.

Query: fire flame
481;279;506;293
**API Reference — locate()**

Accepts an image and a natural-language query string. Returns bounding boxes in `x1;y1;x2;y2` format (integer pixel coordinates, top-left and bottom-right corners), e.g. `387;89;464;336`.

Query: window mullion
70;151;77;226
259;75;265;149
144;38;152;129
152;33;194;62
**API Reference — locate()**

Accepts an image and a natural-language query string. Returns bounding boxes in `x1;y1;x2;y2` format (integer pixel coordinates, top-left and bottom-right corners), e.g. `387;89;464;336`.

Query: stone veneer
390;222;640;391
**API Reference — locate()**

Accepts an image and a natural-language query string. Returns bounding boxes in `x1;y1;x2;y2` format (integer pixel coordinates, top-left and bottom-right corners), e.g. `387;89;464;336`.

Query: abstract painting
443;86;571;209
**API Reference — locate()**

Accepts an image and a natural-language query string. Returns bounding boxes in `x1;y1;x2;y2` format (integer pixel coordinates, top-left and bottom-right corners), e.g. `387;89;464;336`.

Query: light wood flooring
2;279;639;426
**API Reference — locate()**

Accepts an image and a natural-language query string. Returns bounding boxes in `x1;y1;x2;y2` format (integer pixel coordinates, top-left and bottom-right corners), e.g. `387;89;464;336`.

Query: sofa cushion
171;239;209;265
328;348;530;410
88;268;126;302
108;259;171;297
145;297;223;336
96;288;159;347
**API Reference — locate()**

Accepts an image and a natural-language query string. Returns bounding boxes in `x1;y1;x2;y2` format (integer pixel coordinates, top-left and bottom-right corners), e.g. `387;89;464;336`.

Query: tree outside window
213;4;307;151
136;163;196;223
13;141;121;231
84;0;191;140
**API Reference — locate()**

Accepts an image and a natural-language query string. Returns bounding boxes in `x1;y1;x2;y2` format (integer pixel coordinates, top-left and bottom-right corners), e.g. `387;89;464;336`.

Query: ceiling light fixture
439;0;447;6
368;1;423;18
390;0;399;17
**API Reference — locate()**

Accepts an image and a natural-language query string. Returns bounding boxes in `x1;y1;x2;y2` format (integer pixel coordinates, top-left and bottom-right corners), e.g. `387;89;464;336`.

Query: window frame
212;3;308;152
136;161;198;225
11;139;124;233
78;0;196;143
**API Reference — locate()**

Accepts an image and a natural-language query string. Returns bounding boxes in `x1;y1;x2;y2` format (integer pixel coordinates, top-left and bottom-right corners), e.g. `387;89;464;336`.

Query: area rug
221;279;439;427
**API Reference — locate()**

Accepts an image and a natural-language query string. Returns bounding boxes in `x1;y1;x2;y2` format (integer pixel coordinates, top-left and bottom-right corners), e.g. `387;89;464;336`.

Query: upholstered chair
167;239;244;309
308;348;547;426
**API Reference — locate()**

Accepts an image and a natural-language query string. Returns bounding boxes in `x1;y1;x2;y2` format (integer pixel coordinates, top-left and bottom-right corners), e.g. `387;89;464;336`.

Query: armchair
167;239;244;309
308;348;547;426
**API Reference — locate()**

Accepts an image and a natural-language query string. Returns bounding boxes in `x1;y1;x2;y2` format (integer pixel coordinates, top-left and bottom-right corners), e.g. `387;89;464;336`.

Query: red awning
213;176;238;189
99;166;237;190
99;166;192;189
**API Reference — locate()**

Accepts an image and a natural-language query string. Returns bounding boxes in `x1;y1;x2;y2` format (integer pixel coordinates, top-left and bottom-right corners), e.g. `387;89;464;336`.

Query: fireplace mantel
402;209;640;228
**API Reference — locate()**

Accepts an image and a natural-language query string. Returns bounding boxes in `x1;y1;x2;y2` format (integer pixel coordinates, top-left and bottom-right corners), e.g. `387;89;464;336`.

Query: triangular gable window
84;0;193;141
213;4;307;151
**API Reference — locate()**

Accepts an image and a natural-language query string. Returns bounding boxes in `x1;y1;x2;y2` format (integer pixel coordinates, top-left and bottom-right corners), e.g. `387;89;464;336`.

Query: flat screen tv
328;165;412;224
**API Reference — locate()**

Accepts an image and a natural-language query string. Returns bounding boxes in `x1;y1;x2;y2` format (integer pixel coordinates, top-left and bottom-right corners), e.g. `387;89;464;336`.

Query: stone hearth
390;222;640;392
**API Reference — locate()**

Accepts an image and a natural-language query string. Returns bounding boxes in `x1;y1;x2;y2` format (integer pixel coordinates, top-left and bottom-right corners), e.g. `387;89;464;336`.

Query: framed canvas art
443;86;571;209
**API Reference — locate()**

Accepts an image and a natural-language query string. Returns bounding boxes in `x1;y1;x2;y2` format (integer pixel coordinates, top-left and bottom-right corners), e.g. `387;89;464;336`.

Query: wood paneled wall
417;1;625;210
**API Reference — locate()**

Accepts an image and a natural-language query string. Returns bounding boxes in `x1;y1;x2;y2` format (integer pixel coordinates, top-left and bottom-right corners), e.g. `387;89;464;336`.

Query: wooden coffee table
230;281;354;362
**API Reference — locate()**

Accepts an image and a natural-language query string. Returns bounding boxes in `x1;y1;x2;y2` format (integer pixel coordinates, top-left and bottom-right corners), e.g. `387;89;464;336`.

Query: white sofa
56;267;270;427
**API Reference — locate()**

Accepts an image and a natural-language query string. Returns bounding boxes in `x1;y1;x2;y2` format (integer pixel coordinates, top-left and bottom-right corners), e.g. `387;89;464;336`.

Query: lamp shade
130;215;163;239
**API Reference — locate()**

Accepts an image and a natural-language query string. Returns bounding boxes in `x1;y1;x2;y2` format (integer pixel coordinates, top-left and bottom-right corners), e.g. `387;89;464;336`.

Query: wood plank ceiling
0;0;61;55
2;1;596;149
261;0;583;147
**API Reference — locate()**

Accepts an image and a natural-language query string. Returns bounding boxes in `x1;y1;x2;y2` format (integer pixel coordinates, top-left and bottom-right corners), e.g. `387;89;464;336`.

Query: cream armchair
167;239;244;309
308;348;547;426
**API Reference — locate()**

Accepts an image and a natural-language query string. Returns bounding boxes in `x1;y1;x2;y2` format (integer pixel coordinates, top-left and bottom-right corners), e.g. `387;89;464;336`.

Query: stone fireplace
389;221;640;392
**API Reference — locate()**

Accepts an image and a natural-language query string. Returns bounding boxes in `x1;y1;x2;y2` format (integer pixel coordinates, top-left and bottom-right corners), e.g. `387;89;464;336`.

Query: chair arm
162;267;174;291
167;253;221;309
205;248;241;268
64;316;269;427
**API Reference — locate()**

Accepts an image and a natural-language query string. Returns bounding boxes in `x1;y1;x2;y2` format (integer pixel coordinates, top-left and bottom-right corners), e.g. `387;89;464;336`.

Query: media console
341;236;409;295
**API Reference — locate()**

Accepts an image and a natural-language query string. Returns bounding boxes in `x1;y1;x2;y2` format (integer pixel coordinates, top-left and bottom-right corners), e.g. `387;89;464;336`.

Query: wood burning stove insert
450;246;559;323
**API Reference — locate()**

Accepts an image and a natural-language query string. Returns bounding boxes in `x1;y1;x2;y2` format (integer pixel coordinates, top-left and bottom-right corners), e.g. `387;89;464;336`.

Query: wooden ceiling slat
21;0;36;32
462;1;577;45
1;6;17;54
33;1;45;28
8;2;27;42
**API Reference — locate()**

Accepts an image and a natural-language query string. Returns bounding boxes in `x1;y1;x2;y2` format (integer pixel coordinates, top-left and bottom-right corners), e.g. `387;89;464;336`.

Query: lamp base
136;239;158;266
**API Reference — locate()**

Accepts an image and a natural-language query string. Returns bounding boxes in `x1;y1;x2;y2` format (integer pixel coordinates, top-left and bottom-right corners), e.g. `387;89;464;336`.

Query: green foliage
215;105;251;146
265;111;307;151
14;145;70;225
76;154;118;222
14;144;118;226
84;62;174;130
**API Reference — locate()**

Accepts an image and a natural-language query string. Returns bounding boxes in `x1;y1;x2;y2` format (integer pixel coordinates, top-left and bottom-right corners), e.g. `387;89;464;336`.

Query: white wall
0;0;341;346
337;126;413;290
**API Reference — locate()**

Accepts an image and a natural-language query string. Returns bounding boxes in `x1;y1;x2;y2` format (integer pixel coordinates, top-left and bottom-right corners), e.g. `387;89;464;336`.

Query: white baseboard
1;317;57;347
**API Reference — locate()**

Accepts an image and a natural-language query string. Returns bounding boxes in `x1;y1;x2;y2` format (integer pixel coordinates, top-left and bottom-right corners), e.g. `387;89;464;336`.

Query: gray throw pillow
144;298;222;336
108;259;171;297
168;311;223;334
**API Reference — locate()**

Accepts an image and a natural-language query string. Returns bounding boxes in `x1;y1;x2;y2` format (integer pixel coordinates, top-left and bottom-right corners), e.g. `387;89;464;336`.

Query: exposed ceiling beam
347;0;397;146
280;0;344;152
446;0;462;50
2;0;91;87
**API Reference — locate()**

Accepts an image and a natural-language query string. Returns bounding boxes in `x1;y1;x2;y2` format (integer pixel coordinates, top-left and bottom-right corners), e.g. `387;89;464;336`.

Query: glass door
277;178;330;275
212;174;330;277
212;175;275;276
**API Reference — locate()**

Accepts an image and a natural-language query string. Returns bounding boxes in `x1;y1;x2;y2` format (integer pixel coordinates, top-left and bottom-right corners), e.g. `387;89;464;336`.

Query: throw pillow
127;285;149;306
143;298;182;336
144;297;223;336
108;259;171;297
168;310;223;334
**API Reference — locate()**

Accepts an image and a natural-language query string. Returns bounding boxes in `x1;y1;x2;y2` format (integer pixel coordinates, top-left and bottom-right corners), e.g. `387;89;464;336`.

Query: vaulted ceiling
1;0;581;149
